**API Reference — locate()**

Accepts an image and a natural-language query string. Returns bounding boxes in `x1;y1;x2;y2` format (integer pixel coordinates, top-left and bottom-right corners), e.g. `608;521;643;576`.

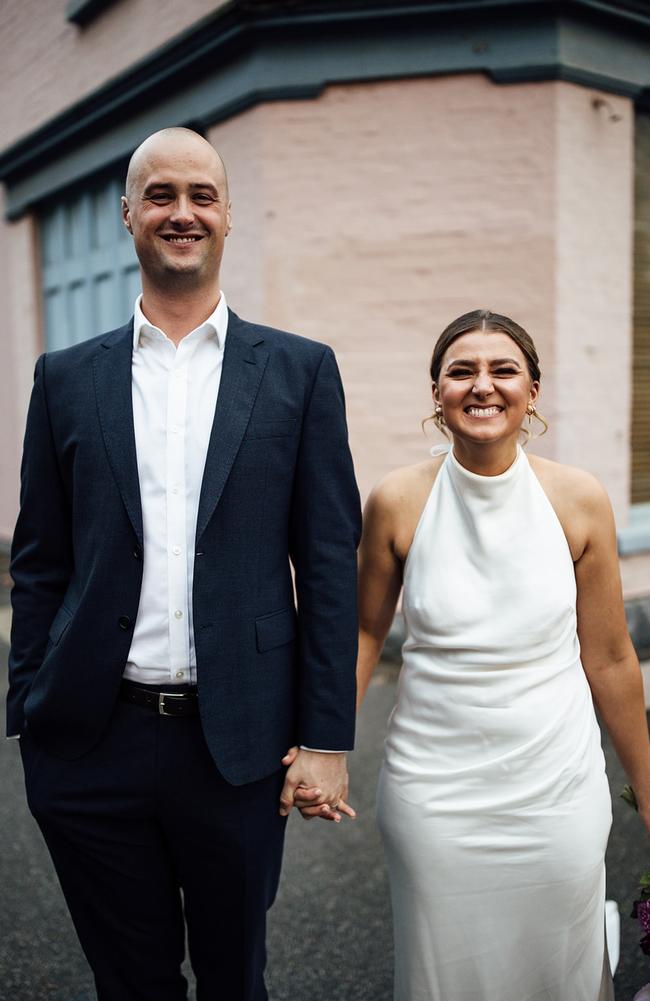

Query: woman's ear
529;380;540;406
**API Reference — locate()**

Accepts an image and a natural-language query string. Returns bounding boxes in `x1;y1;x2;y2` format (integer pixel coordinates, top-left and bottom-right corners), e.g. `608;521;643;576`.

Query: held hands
279;747;356;823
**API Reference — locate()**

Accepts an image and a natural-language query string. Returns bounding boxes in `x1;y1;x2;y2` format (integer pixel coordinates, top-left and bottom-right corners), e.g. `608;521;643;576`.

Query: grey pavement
1;592;649;998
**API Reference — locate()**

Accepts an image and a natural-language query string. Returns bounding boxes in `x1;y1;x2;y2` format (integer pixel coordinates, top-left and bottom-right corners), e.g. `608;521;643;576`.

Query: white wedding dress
377;446;614;1001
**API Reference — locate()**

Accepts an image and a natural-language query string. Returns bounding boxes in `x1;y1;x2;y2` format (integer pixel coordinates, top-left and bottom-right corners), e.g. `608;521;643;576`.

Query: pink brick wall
0;0;227;147
215;76;561;503
214;77;634;527
0;197;41;538
554;85;633;518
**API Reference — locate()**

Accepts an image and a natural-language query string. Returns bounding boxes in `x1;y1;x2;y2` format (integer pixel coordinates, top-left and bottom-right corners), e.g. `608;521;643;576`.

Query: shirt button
176;671;185;679
170;425;179;434
172;546;181;556
118;616;132;630
174;609;183;619
171;486;179;495
133;546;142;560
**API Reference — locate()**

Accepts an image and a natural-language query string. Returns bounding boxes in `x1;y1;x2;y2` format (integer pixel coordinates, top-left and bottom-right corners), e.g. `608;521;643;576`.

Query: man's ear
121;196;133;235
225;201;232;237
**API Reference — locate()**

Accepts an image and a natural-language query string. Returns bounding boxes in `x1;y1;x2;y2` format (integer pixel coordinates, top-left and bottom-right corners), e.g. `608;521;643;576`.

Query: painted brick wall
214;76;634;528
215;75;560;503
0;0;228;148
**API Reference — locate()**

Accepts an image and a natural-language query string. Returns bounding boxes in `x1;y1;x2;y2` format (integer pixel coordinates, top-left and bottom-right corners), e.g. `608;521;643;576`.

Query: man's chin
155;261;208;287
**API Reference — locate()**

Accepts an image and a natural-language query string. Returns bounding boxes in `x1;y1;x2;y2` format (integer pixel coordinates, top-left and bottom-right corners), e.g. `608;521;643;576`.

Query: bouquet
631;871;650;957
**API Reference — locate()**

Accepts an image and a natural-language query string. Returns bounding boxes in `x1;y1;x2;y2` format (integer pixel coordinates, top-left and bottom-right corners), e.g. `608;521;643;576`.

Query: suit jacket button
133;546;142;559
118;616;132;630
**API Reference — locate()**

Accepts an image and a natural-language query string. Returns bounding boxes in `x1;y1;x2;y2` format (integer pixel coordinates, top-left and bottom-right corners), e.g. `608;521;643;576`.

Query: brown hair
430;309;541;384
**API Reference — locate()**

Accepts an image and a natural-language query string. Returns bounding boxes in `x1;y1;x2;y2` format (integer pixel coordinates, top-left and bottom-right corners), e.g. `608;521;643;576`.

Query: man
7;128;361;1001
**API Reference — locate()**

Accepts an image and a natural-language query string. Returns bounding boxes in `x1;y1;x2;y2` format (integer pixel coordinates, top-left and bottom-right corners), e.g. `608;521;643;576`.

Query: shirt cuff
299;746;346;753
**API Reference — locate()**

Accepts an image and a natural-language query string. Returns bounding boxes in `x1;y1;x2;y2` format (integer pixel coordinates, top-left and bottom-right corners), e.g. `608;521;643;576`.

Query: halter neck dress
376;446;613;1001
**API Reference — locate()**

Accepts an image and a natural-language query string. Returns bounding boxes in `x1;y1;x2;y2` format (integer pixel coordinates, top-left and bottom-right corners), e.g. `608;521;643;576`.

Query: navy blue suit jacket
7;310;361;785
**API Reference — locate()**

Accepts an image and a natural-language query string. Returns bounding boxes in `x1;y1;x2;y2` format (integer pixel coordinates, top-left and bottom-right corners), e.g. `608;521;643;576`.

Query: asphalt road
1;639;648;1000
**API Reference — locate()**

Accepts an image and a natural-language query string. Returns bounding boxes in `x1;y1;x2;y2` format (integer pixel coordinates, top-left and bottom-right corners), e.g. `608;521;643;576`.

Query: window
40;173;140;351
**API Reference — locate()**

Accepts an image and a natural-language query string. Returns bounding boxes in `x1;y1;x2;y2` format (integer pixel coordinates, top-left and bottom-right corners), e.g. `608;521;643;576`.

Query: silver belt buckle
158;692;186;716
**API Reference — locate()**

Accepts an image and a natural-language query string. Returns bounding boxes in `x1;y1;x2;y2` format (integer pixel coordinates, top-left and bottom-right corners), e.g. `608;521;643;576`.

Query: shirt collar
132;292;228;351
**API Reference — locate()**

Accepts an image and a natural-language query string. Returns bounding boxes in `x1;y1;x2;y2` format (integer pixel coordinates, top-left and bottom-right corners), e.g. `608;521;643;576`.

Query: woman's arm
575;479;650;834
356;481;404;708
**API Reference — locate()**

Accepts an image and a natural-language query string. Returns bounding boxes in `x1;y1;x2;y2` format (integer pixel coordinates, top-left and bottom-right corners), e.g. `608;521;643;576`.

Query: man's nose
169;197;195;225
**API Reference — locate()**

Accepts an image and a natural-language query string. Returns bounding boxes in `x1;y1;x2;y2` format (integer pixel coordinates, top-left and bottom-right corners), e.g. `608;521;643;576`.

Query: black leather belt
119;679;199;717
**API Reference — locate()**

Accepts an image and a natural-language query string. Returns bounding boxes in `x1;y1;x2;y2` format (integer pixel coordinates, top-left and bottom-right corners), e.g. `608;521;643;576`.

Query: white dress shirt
124;293;228;686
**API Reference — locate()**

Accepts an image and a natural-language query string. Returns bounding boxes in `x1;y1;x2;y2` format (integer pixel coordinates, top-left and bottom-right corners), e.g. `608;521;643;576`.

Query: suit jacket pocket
255;607;297;652
245;418;297;439
48;604;74;647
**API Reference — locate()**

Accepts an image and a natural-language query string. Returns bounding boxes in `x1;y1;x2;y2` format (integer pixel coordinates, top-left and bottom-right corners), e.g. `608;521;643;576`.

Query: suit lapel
196;310;268;543
92;321;144;547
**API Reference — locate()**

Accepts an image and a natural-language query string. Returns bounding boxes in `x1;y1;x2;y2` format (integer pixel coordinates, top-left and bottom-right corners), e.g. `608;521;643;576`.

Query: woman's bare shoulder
367;456;445;513
527;453;611;519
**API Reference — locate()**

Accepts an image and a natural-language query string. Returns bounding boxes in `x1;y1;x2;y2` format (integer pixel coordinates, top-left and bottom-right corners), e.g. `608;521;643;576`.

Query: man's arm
280;346;361;816
7;354;73;736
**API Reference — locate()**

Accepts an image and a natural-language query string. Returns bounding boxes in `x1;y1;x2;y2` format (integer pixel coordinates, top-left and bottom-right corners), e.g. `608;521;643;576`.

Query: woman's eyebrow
490;357;522;367
444;358;476;369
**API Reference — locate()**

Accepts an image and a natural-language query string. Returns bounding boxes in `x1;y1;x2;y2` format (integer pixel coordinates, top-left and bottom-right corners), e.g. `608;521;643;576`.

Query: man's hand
279;748;355;823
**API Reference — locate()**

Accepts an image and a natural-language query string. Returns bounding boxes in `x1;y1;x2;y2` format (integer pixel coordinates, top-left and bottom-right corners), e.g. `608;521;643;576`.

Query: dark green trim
65;0;118;26
3;0;650;218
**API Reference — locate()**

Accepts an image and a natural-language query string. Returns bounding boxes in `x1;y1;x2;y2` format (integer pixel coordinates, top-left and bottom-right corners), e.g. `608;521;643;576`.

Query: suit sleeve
289;346;362;751
6;354;73;736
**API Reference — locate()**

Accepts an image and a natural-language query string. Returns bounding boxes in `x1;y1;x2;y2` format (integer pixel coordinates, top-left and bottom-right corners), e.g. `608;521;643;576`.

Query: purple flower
638;901;650;935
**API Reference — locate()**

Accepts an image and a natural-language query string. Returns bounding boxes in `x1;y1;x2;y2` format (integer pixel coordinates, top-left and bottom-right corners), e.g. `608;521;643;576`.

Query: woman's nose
472;372;494;395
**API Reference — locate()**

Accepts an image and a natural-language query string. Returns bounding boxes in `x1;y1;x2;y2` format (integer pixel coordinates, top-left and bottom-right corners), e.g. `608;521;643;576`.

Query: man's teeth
466;407;502;418
167;236;198;243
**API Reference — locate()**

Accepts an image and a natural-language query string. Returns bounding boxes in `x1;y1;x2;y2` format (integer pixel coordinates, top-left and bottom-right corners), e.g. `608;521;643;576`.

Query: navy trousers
20;694;288;1001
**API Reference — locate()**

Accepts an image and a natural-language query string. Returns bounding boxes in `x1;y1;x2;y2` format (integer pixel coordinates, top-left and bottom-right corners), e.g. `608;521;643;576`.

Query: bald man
8;128;361;1001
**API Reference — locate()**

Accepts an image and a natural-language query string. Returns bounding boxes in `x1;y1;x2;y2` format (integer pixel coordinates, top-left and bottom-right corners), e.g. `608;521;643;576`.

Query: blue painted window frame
40;173;140;350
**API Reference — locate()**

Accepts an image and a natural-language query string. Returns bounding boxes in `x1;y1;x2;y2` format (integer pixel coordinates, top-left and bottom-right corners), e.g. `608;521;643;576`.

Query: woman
355;310;650;1000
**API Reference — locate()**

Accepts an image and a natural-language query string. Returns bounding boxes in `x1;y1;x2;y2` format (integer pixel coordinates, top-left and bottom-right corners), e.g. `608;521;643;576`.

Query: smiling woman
356;308;650;1001
429;308;547;462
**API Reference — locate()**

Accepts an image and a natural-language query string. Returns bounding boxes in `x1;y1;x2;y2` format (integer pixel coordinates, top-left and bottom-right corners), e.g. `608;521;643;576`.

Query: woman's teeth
466;407;502;418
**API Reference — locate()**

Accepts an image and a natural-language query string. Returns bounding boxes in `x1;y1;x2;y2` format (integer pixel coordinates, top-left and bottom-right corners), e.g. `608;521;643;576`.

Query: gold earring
522;403;549;439
433;404;447;432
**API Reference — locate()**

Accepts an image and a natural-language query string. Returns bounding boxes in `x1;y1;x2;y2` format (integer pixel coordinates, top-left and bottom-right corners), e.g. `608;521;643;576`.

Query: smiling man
8;128;361;1001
